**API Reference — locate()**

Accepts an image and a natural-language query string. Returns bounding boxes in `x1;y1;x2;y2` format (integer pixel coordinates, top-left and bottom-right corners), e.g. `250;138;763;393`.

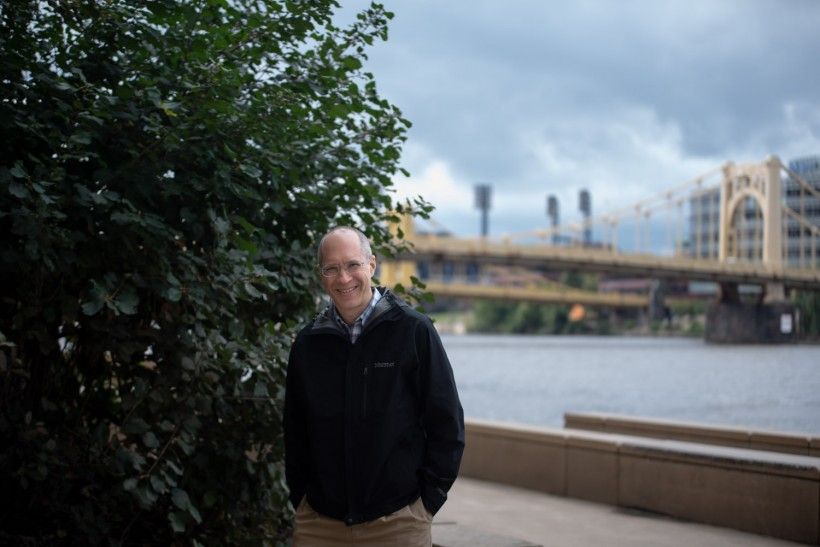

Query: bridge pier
648;279;670;324
705;282;796;343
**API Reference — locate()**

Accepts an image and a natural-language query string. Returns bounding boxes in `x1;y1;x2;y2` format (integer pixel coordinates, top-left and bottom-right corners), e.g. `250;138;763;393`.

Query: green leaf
10;164;26;178
111;211;135;224
166;460;183;476
160;469;178;488
176;438;194;456
171;488;191;511
81;300;105;316
135;485;158;507
244;281;262;298
239;163;262;178
70;132;92;145
410;276;427;289
123;478;138;491
182;415;201;434
150;475;168;494
235;237;258;256
235;216;256;234
328;104;348;119
342;56;362;70
168;511;186;533
166;286;182;302
123;418;150;435
160;101;180;117
253;381;269;397
115;288;139;315
143;432;159;448
189;504;202;524
9;181;29;199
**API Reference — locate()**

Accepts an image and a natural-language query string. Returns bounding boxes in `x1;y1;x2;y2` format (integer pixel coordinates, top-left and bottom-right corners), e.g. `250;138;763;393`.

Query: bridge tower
718;156;784;301
718;156;783;267
708;156;794;342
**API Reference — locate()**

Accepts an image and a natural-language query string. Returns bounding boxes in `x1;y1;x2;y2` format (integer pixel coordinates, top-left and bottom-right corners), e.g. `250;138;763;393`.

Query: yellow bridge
381;156;820;309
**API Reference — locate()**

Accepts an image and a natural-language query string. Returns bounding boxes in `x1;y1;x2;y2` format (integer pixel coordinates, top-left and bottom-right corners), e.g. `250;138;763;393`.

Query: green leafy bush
1;1;424;544
793;290;820;338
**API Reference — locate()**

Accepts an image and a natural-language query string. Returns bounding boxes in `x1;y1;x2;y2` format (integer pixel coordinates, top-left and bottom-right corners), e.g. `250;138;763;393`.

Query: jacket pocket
361;360;415;420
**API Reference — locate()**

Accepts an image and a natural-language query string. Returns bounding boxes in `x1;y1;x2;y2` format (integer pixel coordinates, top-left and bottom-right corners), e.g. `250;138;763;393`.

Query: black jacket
283;288;464;525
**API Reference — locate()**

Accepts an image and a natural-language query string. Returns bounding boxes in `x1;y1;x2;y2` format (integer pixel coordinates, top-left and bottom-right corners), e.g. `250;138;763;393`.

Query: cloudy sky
336;1;820;247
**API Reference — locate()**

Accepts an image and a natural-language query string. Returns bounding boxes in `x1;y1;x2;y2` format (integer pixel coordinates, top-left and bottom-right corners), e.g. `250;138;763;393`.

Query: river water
441;334;820;435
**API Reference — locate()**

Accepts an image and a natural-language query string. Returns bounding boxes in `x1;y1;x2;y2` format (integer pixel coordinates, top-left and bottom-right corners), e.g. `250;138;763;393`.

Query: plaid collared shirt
332;287;382;344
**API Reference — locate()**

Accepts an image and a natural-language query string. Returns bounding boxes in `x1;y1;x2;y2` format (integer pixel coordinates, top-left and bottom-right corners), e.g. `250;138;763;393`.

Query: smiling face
319;229;376;325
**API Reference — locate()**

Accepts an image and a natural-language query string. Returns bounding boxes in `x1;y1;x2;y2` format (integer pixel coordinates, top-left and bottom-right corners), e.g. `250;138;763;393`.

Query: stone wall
460;419;820;544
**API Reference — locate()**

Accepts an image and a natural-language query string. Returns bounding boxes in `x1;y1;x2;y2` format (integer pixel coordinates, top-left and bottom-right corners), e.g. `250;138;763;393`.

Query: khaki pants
293;496;433;547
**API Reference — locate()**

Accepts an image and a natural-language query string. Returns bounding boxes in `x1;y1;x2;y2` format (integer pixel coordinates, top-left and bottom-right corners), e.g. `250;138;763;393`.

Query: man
284;226;464;546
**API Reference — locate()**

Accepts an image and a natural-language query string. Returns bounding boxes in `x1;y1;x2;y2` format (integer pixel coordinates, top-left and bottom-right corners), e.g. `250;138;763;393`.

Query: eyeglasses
319;260;368;278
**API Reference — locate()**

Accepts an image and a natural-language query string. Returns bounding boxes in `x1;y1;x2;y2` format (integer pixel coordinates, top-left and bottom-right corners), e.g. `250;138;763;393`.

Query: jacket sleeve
283;339;309;510
416;318;465;515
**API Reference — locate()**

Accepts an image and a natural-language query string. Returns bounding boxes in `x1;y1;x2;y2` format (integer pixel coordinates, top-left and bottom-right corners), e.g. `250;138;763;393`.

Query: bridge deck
424;281;648;308
398;236;820;290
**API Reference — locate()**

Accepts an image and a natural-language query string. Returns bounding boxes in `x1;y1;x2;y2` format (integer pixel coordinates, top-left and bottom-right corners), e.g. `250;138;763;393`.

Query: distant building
687;155;820;267
688;187;720;260
784;155;820;266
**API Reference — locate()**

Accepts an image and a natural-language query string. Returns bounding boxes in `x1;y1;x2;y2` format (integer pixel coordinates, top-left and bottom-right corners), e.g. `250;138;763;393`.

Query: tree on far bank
793;290;820;338
0;1;426;543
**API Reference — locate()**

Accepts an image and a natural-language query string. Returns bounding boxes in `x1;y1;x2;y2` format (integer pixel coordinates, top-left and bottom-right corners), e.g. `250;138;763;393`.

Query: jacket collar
309;287;405;337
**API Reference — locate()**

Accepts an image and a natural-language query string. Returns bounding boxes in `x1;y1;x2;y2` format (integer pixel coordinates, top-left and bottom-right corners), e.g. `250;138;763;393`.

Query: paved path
435;478;805;546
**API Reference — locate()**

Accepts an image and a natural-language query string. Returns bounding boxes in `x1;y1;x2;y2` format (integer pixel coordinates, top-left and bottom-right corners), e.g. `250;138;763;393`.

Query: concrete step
461;418;820;544
564;411;820;456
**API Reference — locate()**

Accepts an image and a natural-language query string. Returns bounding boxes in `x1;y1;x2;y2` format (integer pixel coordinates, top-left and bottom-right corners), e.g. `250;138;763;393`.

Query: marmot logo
372;361;396;368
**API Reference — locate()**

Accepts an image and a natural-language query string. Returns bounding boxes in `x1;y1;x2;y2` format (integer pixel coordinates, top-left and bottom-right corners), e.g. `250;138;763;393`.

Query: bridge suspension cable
408;157;818;271
497;165;725;255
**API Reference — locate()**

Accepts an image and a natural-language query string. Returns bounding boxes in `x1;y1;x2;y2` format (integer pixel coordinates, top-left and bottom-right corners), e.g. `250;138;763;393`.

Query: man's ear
369;254;377;275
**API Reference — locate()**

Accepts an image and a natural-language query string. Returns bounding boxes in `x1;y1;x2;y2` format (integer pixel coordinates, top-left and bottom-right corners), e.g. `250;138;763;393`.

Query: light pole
547;194;559;245
579;188;591;246
475;184;492;238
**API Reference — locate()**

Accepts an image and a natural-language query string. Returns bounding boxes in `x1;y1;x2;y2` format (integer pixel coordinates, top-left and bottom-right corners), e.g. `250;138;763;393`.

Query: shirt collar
332;287;381;329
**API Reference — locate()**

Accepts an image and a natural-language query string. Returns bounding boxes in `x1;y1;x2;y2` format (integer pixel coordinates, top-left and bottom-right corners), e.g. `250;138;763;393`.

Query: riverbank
429;308;705;337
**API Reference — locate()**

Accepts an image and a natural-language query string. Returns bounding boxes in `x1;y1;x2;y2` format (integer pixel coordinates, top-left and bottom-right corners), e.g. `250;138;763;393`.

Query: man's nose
338;268;353;282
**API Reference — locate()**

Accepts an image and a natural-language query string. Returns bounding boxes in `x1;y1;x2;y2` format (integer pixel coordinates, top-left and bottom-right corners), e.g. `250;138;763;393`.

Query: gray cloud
337;0;820;238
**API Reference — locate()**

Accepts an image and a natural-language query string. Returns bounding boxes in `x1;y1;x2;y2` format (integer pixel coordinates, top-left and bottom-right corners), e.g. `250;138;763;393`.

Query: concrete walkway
435;478;806;547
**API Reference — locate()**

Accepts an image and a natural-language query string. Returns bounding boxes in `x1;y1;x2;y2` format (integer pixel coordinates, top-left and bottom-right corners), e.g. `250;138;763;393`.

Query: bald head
317;227;372;266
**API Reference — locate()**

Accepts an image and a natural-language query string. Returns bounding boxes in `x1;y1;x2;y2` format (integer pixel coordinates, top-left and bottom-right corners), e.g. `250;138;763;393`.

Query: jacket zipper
361;364;369;419
345;345;356;524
